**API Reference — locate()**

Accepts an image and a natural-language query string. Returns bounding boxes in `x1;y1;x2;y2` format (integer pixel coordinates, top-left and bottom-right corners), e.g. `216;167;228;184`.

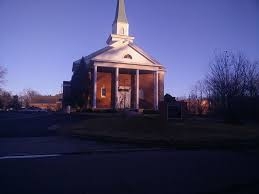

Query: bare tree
0;90;12;110
203;51;259;121
245;61;259;96
20;89;41;107
205;51;258;108
0;65;7;88
188;80;209;115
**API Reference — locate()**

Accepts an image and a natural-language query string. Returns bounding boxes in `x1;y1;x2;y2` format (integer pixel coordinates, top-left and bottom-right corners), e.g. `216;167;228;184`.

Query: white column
115;67;119;109
154;71;159;110
135;69;139;109
93;65;97;109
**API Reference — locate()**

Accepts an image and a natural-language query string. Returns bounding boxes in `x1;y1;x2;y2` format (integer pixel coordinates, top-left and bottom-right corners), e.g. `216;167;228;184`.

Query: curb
71;133;259;151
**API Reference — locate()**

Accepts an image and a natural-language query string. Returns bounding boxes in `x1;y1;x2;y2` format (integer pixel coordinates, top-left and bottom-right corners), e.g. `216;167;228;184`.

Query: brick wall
119;73;132;87
139;73;154;109
159;72;165;102
95;70;163;110
96;72;113;109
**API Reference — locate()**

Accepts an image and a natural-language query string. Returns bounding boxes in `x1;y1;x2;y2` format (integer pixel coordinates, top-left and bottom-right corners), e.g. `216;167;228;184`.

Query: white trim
93;59;163;68
135;69;139;109
94;61;162;71
154;71;159;110
93;65;97;109
115;67;119;108
118;86;131;90
107;34;135;45
128;43;162;65
74;43;164;68
101;86;106;98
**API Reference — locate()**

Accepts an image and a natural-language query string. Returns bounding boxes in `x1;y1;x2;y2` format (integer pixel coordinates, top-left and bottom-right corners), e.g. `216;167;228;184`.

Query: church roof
128;43;162;65
113;0;128;24
72;46;112;72
73;43;163;68
84;46;112;61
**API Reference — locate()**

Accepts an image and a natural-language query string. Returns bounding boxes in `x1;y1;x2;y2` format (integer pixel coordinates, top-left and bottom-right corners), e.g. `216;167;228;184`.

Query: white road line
0;154;61;160
0;148;166;160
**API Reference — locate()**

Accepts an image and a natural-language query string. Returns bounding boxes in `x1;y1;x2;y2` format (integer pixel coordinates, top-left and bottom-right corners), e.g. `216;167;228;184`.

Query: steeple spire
113;0;128;24
107;0;134;45
112;0;129;36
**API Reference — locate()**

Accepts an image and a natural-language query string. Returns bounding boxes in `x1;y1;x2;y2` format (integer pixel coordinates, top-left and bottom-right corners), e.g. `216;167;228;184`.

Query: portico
92;64;162;110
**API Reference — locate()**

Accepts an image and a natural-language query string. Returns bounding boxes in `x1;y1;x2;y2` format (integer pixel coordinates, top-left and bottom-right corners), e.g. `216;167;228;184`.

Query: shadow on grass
61;115;259;149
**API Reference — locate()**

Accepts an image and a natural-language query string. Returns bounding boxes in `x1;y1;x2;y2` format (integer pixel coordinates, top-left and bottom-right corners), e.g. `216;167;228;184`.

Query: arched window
124;54;132;59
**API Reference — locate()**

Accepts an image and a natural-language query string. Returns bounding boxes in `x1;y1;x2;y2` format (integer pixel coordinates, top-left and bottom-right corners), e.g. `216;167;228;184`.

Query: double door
118;87;131;109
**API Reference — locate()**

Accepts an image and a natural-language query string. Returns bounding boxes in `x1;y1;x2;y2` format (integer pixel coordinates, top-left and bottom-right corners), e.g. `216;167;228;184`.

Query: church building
63;0;165;110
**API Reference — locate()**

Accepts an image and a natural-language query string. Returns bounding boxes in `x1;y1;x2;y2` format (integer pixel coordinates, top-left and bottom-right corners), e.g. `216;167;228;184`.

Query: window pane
101;88;106;97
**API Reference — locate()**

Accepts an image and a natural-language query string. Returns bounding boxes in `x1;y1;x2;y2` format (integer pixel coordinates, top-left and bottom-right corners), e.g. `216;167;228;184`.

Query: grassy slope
65;115;259;146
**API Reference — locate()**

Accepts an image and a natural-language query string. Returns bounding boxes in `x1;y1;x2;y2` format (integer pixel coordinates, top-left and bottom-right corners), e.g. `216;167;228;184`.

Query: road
0;112;90;137
1;112;259;194
1;150;259;194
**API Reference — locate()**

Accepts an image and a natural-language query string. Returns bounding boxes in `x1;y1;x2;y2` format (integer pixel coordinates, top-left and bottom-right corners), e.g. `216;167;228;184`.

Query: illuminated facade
63;0;165;110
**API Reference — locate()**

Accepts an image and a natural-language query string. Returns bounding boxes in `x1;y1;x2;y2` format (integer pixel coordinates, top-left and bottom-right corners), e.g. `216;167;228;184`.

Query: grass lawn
64;115;259;148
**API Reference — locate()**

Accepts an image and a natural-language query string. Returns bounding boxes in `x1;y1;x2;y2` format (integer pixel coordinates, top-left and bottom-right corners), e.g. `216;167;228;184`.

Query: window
101;87;106;98
124;54;132;59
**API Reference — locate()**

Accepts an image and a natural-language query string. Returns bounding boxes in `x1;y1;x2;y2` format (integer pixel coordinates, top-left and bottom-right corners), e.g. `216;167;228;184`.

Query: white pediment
92;44;157;65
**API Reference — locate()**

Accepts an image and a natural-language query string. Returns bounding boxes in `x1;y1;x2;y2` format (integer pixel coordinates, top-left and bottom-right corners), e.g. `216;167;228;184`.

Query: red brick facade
93;68;164;110
96;72;113;109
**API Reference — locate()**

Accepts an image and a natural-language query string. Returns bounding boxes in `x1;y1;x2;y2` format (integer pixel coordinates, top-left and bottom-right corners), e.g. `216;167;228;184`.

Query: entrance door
118;87;131;109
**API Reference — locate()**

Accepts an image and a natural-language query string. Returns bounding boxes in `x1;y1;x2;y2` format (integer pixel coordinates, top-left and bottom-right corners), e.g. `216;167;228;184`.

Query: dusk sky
0;0;258;97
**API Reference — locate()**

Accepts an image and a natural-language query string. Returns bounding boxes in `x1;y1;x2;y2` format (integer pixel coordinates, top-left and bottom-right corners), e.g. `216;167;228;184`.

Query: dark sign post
160;101;184;121
167;103;183;120
159;101;168;122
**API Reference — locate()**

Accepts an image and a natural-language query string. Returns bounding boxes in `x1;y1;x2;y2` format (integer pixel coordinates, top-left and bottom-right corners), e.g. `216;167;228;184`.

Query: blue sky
0;0;258;97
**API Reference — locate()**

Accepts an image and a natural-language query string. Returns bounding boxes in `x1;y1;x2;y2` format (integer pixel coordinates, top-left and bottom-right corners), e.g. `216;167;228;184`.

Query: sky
0;0;258;97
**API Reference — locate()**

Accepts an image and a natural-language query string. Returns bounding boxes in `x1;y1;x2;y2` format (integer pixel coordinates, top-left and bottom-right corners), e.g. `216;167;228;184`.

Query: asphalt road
0;112;97;137
0;112;61;137
1;112;259;194
0;111;138;157
1;150;259;194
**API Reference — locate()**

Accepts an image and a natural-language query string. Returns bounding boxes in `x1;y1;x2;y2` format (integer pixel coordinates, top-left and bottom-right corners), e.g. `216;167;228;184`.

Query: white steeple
107;0;134;46
112;0;129;36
